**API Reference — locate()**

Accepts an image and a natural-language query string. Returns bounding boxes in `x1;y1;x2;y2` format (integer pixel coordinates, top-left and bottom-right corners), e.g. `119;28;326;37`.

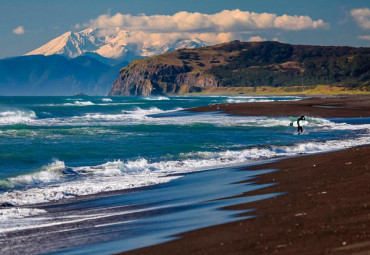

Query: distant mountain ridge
1;28;207;95
26;28;208;64
0;55;128;96
109;41;370;96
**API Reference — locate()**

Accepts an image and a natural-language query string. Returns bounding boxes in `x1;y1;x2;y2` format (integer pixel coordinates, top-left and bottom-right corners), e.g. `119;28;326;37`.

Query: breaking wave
143;96;170;101
63;101;95;106
1;135;369;206
1;108;369;132
8;160;66;186
225;96;301;103
0;110;37;126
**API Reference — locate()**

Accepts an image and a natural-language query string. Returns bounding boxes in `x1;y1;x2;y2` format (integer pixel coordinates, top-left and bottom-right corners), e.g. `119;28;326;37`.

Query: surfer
297;115;305;133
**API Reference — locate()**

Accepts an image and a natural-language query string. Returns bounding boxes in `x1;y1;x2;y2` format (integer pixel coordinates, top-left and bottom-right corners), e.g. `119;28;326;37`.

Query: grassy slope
182;85;370;96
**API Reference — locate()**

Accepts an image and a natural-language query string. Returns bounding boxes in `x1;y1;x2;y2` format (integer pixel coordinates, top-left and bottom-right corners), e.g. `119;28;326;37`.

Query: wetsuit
297;116;305;133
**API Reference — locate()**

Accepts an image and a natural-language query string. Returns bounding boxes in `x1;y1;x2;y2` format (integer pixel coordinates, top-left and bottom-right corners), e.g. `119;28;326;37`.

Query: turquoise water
0;95;369;254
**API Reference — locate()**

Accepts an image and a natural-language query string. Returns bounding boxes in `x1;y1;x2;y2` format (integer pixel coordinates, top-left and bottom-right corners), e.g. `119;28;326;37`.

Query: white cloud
358;35;370;40
12;26;25;35
120;31;239;47
351;8;370;29
83;9;328;33
247;36;267;42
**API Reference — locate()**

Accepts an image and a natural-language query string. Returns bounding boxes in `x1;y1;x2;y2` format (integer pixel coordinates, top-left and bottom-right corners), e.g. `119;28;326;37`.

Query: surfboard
290;120;306;127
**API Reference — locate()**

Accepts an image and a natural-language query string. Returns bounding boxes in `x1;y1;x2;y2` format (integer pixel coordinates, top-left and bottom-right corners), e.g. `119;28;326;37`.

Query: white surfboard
290;120;306;127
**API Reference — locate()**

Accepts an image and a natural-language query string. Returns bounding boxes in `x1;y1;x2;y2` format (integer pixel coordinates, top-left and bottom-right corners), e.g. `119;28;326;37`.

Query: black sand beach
120;145;370;255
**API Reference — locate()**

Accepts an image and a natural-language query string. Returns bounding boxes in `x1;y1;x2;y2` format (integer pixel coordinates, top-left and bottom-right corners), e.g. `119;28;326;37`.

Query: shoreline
117;97;370;254
119;145;370;255
190;95;370;118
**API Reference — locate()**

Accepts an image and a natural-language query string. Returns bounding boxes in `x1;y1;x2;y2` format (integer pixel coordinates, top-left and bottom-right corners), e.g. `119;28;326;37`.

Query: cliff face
109;41;370;96
109;61;219;96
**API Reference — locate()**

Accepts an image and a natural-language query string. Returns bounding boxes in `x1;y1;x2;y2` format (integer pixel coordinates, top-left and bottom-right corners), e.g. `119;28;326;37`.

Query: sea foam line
1;135;369;206
4;109;368;133
1;107;369;132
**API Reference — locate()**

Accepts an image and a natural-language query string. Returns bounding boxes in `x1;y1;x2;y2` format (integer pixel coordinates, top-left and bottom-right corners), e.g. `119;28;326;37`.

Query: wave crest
63;101;95;106
143;96;170;101
0;110;37;126
8;160;66;186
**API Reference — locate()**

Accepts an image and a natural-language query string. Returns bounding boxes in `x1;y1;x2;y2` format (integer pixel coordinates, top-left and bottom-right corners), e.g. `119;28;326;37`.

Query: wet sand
120;145;370;255
190;95;370;118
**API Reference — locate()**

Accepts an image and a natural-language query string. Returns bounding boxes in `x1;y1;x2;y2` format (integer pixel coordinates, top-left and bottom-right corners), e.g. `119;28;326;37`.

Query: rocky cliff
109;50;221;96
109;41;370;96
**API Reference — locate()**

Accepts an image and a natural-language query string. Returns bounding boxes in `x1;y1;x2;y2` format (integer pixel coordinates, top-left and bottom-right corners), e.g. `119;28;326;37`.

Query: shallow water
0;96;369;254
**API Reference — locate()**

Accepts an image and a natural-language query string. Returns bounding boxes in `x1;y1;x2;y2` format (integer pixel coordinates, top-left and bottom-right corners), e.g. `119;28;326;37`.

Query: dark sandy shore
120;145;370;255
191;95;370;118
116;96;370;255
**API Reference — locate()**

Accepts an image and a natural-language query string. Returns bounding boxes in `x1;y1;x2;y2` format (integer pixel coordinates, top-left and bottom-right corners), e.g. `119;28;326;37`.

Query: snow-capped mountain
26;28;208;62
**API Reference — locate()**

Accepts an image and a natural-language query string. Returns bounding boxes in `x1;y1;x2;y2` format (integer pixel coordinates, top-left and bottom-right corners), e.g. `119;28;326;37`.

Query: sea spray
0;110;37;125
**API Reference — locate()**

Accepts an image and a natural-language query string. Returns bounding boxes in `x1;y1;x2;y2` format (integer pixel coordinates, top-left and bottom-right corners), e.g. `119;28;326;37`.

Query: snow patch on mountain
26;28;208;60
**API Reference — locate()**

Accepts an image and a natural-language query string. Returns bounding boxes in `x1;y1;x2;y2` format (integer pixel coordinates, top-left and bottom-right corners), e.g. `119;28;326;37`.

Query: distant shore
120;145;370;255
182;85;370;96
190;95;370;118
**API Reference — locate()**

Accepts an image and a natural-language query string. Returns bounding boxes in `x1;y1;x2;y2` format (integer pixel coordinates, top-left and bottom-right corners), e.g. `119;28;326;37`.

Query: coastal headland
119;96;370;254
109;41;370;96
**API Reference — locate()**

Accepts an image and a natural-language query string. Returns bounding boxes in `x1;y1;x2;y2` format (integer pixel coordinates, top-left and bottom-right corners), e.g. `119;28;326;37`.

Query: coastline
117;97;370;255
181;86;370;96
190;95;370;118
119;145;370;255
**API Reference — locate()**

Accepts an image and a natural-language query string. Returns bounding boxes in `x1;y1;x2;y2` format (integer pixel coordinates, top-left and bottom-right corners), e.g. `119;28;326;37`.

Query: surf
1;134;369;206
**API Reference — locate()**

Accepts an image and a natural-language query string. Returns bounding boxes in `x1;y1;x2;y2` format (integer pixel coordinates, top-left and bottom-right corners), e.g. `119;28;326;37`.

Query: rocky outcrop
109;61;219;96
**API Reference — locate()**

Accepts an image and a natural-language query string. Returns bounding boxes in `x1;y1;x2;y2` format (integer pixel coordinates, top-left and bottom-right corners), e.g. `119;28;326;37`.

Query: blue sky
0;0;369;59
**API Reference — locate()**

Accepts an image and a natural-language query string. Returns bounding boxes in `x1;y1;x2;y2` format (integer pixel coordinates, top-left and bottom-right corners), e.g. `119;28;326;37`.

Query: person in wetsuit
297;115;305;133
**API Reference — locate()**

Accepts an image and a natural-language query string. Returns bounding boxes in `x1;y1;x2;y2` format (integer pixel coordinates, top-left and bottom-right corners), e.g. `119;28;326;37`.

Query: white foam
0;110;36;126
311;117;370;131
226;97;274;103
1;135;369;206
63;101;95;106
2;108;369;133
0;169;177;206
0;208;47;220
79;107;167;122
143;96;170;100
225;96;301;103
102;98;113;102
9;160;66;186
1;108;369;133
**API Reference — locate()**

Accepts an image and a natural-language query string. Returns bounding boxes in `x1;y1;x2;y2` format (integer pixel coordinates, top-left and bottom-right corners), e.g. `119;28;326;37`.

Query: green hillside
109;41;370;96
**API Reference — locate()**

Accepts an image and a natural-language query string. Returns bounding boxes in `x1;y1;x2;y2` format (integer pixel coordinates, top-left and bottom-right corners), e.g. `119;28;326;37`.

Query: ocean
0;96;369;255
